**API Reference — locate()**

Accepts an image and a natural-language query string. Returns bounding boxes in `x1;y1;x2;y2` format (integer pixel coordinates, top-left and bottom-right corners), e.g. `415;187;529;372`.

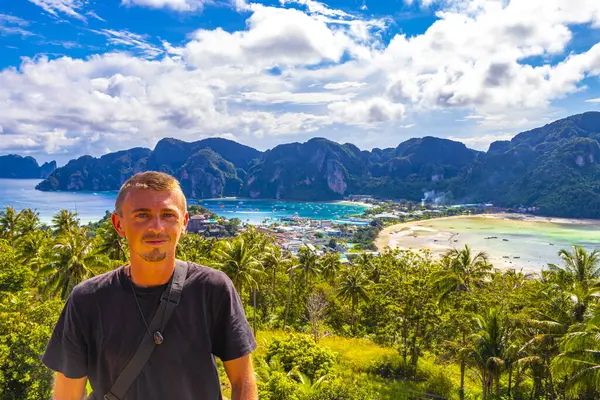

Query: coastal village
184;195;527;264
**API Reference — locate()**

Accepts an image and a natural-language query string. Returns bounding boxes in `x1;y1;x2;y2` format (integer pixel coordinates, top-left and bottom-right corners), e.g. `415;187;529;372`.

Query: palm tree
283;262;300;331
40;228;109;299
336;267;371;335
547;245;600;322
16;208;41;236
96;218;127;261
468;309;509;399
320;252;341;285
552;305;600;397
298;246;320;287
262;245;290;294
516;283;584;400
177;233;214;265
433;245;492;301
239;226;271;254
16;229;50;272
214;238;263;301
548;246;600;288
432;245;491;400
51;209;80;236
0;206;21;248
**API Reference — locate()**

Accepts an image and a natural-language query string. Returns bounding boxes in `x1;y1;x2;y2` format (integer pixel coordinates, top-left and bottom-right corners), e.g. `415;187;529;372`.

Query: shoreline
196;197;371;208
375;213;600;272
333;200;373;208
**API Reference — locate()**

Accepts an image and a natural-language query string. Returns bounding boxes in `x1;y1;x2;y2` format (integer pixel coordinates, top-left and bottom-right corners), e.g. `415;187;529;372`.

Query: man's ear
182;212;189;235
111;212;126;238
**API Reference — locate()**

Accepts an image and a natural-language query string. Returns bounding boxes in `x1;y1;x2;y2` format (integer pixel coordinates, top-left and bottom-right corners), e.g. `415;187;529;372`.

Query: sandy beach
375;213;600;272
334;200;374;208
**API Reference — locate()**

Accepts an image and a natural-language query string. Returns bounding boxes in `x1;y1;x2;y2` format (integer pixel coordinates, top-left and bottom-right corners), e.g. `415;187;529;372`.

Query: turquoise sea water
0;179;367;224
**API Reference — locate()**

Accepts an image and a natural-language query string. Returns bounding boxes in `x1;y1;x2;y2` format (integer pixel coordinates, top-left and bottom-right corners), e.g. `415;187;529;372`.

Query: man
42;171;258;400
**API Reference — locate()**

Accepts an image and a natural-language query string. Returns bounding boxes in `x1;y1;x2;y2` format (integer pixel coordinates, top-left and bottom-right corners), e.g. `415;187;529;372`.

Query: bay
377;214;600;272
0;179;368;224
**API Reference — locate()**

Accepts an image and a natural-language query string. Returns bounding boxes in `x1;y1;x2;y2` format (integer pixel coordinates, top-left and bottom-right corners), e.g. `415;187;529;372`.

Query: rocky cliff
243;138;369;200
36;148;152;191
36;138;260;199
32;111;600;218
0;155;57;179
463;112;600;217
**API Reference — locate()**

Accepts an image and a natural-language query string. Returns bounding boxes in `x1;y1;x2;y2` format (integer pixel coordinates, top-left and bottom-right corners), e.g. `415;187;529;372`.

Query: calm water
0;179;367;224
392;216;600;272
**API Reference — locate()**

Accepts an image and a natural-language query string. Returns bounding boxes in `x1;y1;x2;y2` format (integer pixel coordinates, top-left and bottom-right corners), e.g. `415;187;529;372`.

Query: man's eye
164;213;176;218
136;213;149;218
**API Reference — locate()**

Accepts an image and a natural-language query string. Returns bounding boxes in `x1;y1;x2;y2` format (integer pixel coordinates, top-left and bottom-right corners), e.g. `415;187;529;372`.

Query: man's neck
128;255;176;287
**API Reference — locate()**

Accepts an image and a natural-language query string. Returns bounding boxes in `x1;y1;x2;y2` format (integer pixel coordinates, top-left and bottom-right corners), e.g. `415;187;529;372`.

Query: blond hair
114;171;187;215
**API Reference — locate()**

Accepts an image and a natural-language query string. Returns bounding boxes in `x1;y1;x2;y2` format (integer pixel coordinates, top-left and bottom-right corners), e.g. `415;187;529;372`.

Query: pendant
153;331;164;345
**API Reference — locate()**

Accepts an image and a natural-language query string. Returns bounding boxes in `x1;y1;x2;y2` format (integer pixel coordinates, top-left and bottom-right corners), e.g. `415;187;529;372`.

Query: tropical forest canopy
1;206;600;399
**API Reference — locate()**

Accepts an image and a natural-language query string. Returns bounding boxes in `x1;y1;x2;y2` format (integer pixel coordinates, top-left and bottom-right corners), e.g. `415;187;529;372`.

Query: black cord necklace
126;266;173;345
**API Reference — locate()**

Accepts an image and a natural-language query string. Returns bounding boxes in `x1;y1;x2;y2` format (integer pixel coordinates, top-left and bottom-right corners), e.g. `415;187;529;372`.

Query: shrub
267;335;336;380
307;378;376;400
369;354;454;398
258;371;304;400
368;354;409;379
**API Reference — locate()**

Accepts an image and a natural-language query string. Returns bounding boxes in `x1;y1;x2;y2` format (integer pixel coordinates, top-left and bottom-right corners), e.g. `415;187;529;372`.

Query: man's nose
147;215;165;232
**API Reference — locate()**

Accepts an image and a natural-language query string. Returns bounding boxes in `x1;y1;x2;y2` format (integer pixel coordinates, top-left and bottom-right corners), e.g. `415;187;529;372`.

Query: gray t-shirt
42;262;257;399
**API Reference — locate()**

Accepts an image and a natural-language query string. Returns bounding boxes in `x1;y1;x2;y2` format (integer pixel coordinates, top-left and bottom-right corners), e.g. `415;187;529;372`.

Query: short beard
140;248;167;262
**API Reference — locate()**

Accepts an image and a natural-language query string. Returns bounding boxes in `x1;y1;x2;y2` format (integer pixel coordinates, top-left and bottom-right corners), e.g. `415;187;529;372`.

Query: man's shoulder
184;261;233;290
71;267;123;299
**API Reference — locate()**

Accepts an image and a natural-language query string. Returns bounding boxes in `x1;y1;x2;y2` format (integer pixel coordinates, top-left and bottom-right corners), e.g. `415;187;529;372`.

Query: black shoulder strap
100;260;189;400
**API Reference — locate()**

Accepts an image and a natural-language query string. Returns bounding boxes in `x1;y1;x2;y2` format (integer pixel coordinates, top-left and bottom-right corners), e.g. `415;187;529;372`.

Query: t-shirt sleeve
211;276;257;362
41;288;88;378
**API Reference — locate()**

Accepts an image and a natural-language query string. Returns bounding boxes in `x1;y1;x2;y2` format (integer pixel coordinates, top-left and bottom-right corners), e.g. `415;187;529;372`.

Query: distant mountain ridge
0;155;56;179
27;111;600;218
35;138;262;199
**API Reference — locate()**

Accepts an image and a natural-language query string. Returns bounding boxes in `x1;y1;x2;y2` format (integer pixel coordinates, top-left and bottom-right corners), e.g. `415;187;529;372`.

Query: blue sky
1;0;600;165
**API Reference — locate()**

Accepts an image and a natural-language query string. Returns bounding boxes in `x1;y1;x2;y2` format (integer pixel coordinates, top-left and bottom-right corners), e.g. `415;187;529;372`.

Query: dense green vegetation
1;206;600;399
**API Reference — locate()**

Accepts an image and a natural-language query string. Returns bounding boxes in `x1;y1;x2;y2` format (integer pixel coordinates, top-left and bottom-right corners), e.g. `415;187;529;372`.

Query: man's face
112;188;189;263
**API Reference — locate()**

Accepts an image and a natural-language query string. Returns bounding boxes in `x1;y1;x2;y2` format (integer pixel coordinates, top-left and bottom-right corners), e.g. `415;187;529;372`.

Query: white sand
375;213;600;273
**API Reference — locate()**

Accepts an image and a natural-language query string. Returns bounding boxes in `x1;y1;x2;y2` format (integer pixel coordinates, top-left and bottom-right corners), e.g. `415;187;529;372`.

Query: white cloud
329;97;405;124
3;0;600;159
381;0;600;112
323;81;366;90
279;0;350;18
0;14;35;37
92;29;163;58
465;115;485;119
121;0;209;12
28;0;87;21
183;6;362;69
86;11;106;22
237;111;331;137
235;91;357;104
585;98;600;103
448;133;515;151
